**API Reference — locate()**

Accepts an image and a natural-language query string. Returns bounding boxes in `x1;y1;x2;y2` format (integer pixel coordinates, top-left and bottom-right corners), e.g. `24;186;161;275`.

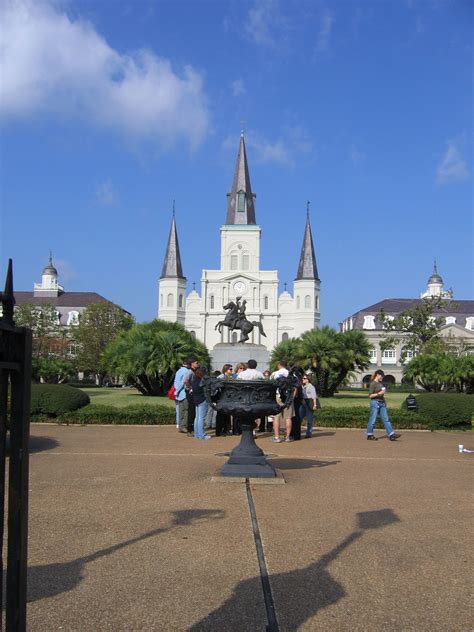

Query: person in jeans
300;374;317;438
174;358;193;433
367;370;401;441
190;365;211;440
216;364;233;436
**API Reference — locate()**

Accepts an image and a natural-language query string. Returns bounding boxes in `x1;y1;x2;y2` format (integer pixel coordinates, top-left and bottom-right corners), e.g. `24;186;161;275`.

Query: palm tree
104;320;210;395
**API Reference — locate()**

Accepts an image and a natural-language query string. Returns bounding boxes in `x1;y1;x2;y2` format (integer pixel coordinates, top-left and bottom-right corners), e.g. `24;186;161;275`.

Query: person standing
231;363;247;435
216;364;233;436
367;370;401;441
300;374;317;438
290;367;304;441
190;365;211;440
174;358;193;433
237;359;264;380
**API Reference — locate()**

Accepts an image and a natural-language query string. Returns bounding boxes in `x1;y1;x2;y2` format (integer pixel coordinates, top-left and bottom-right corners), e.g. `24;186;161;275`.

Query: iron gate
0;259;32;631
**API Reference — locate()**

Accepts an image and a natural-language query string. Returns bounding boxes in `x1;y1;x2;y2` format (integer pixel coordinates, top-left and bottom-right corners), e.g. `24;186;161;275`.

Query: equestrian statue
215;296;267;343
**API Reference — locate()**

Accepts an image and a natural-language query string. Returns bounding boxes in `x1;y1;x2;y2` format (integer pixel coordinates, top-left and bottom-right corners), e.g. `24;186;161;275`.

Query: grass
79;387;174;409
79;387;408;410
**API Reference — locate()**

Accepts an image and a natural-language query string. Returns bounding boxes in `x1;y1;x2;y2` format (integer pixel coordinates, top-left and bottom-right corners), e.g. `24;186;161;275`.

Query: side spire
225;133;256;225
161;211;185;279
296;209;319;280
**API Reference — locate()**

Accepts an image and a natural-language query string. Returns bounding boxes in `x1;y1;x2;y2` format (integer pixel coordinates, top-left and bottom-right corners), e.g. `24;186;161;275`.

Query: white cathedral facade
158;134;320;368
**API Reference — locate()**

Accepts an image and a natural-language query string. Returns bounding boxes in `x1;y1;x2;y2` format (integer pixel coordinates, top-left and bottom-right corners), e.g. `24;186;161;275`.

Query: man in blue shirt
174;358;194;433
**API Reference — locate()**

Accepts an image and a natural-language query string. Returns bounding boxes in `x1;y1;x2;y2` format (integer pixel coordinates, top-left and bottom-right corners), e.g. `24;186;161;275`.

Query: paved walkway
26;425;473;631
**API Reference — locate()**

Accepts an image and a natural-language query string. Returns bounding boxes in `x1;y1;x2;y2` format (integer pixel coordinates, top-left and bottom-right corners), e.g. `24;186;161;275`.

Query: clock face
233;281;247;295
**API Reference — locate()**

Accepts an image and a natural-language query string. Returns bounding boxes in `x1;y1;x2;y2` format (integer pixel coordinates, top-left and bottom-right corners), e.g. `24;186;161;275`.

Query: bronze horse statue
215;299;266;343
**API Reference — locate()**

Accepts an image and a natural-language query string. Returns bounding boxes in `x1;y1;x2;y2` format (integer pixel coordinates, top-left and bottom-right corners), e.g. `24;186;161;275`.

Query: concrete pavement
25;425;473;631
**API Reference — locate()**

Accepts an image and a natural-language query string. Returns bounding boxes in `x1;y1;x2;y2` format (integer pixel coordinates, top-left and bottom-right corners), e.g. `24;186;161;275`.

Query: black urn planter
203;377;295;478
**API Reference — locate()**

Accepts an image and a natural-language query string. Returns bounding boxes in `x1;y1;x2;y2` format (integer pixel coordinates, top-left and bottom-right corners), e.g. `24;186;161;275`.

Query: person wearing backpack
173;358;193;433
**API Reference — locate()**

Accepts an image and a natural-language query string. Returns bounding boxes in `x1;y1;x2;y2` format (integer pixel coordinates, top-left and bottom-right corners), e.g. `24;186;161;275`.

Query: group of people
172;357;318;442
173;359;401;442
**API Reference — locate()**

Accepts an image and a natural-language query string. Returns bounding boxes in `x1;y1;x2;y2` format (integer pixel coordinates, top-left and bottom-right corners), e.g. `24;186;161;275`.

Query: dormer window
237;191;245;212
363;315;375;330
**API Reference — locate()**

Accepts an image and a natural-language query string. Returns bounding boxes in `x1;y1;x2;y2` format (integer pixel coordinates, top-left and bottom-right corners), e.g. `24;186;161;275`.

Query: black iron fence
0;259;32;631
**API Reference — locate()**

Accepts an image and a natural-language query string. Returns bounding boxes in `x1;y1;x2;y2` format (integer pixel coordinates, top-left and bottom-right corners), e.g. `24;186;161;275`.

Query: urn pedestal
204;377;295;478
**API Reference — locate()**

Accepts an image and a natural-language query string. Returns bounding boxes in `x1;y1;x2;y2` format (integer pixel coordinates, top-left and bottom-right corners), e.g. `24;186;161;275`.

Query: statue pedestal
210;343;269;372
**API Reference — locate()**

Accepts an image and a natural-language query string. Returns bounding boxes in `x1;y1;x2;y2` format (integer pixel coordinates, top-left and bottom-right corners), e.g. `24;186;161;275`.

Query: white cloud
95;179;118;206
436;137;470;186
223;126;314;167
315;9;334;54
0;0;210;148
231;79;246;97
244;0;288;48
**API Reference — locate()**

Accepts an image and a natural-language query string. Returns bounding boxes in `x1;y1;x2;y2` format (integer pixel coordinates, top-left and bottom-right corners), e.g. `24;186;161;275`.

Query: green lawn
79;387;408;410
80;387;174;408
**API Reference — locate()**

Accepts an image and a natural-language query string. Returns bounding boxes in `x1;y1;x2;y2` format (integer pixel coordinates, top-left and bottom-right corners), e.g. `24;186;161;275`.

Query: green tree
379;296;450;360
103;319;210;396
269;327;371;397
73;303;134;384
297;327;371;396
404;351;474;393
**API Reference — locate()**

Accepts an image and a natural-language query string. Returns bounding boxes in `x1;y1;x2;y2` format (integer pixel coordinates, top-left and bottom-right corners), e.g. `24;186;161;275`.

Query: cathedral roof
161;213;185;279
225;133;257;225
295;209;319;281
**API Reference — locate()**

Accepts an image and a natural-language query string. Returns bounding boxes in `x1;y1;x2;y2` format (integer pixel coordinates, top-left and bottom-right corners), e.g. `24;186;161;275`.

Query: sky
1;0;472;328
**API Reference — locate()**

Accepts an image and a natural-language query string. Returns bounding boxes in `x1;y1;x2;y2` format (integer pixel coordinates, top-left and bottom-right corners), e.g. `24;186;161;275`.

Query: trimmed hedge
31;384;90;417
401;393;474;429
315;407;430;430
53;404;176;425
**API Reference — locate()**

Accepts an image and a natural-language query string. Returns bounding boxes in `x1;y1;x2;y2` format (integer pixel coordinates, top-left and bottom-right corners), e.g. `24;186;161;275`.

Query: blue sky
1;0;472;327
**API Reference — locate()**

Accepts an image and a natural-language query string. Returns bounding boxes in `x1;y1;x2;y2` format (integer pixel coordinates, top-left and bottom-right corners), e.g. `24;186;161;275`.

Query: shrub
314;407;430;430
54;404;176;425
401;393;474;428
30;384;90;417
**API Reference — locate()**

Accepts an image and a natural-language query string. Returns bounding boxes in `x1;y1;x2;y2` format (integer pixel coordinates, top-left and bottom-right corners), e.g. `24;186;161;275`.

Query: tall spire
296;209;319;280
225;132;256;225
161;212;185;279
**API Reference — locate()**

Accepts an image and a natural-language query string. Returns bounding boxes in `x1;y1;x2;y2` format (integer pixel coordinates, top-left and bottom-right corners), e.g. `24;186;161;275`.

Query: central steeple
225;132;257;225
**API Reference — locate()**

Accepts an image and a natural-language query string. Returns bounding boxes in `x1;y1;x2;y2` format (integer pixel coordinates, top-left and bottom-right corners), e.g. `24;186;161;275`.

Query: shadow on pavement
29;435;60;453
25;509;225;603
267;458;339;470
190;508;400;631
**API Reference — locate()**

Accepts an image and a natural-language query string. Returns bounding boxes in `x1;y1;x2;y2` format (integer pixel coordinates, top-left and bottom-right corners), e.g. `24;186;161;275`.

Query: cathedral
158;133;320;368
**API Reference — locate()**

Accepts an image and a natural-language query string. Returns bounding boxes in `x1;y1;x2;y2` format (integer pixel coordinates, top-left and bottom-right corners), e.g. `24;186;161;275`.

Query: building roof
160;213;185;279
295;209;319;281
225;133;257;225
345;298;474;330
14;291;118;308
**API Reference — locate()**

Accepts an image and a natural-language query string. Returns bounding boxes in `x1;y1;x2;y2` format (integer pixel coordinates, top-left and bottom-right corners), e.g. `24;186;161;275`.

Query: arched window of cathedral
222;286;226;306
296;296;300;309
304;295;311;308
167;293;173;307
264;295;269;310
210;295;214;309
237;191;245;212
230;254;238;270
178;294;183;308
232;332;238;344
282;332;289;341
190;330;196;338
160;294;163;307
315;295;319;310
242;254;249;270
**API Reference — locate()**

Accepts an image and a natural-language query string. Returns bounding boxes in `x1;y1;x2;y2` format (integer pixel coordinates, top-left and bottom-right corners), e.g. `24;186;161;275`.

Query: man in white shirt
237;359;264;380
271;360;289;379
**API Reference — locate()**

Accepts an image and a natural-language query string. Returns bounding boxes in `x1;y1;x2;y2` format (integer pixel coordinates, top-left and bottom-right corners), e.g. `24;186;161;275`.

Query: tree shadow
312;431;336;437
267;458;340;471
24;509;225;604
28;435;60;453
189;508;400;631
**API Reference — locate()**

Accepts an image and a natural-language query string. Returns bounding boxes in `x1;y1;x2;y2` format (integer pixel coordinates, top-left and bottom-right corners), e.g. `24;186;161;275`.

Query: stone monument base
210;343;270;372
